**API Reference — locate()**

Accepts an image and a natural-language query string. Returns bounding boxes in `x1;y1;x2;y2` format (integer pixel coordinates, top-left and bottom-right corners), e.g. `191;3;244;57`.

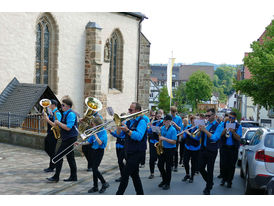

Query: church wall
0;12;140;116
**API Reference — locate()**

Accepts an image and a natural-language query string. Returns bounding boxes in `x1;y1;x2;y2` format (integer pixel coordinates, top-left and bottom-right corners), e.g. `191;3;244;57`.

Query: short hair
132;102;142;112
207;108;216;114
170;106;177;112
50;99;58;106
62;98;73;108
229;111;237;117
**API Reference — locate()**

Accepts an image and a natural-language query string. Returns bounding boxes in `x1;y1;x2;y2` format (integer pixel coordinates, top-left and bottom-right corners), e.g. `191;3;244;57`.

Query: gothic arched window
35;13;59;93
109;29;124;91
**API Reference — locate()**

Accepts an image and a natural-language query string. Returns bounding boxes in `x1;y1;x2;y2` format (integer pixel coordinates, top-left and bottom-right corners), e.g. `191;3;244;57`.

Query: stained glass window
35;24;41;84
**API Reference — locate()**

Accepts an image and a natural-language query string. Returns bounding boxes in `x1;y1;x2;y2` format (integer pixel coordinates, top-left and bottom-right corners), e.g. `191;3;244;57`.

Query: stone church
0;12;151;119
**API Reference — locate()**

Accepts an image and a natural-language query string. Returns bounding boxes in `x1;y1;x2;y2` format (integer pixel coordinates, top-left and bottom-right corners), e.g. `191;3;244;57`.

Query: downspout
136;17;144;102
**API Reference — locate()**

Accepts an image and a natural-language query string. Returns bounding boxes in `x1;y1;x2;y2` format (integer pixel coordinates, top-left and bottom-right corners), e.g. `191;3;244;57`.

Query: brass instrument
225;129;230;138
79;97;102;133
51;110;61;139
52;109;149;164
192;128;201;138
39;99;51;113
155;138;164;155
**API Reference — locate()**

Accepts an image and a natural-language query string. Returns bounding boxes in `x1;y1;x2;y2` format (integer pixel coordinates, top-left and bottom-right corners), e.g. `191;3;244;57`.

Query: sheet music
194;119;205;127
151;126;161;134
226;123;236;130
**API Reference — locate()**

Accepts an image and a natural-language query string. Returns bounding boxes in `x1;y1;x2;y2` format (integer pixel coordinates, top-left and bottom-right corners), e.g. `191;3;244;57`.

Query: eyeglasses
229;116;236;120
61;104;66;107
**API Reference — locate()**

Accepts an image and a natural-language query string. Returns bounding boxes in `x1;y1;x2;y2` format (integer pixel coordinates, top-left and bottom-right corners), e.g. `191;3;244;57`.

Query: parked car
238;128;259;166
240;121;260;128
240;128;274;194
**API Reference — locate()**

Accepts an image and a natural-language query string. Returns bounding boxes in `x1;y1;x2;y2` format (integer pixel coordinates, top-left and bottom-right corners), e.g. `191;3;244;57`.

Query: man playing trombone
46;98;78;183
116;102;147;195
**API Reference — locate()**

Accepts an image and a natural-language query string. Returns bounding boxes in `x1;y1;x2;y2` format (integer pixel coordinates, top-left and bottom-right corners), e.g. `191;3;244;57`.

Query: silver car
241;128;274;194
238;128;259;166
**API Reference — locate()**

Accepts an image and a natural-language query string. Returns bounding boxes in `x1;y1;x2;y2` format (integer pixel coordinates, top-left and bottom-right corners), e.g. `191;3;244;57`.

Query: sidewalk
0;142;118;195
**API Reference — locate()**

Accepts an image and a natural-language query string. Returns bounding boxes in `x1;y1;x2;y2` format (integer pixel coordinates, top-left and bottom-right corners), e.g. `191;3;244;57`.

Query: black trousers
82;144;93;169
149;142;158;174
222;146;238;184
90;148;106;187
53;137;77;179
219;147;225;177
140;150;146;165
179;139;186;164
183;149;199;177
116;147;126;177
198;149;218;190
44;132;57;169
172;138;179;168
158;148;175;185
116;151;144;195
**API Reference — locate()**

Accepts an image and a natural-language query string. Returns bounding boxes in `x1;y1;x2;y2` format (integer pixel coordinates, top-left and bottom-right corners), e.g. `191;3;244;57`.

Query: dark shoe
63;177;77;182
46;176;59;183
88;186;98;193
189;177;194;183
44;168;54;173
203;187;210;195
115;177;122;182
227;182;232;188
87;168;92;172
99;182;109;193
162;184;170;190
220;180;225;186
158;182;165;187
182;174;190;182
148;174;154;179
217;174;223;179
173;167;178;172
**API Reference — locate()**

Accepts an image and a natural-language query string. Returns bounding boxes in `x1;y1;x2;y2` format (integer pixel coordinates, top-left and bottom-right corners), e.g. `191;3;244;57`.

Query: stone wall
138;33;151;109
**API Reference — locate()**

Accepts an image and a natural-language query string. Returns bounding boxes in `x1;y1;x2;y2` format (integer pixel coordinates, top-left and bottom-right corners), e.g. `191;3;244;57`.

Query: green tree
157;86;170;114
172;82;188;113
234;20;274;109
186;71;213;110
214;65;236;95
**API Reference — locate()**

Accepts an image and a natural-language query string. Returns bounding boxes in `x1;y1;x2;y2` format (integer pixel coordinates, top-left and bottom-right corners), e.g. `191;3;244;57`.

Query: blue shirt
203;120;224;147
226;122;242;146
62;109;77;129
88;128;108;149
161;125;177;148
110;130;125;149
142;115;150;124
172;115;182;133
184;126;201;151
120;116;147;141
48;108;62;121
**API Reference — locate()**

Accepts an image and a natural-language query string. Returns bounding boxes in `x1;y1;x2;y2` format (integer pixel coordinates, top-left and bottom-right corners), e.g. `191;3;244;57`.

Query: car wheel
244;168;253;195
240;166;244;178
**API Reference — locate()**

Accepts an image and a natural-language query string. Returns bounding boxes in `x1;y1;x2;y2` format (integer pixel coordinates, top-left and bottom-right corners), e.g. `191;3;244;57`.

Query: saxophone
154;130;164;155
51;110;61;139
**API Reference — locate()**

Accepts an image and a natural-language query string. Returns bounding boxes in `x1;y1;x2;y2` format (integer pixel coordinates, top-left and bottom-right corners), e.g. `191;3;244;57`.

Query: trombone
52;109;149;164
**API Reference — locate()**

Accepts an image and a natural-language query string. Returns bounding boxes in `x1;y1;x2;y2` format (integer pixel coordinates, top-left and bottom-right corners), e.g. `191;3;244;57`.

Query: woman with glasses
46;98;78;183
220;111;242;188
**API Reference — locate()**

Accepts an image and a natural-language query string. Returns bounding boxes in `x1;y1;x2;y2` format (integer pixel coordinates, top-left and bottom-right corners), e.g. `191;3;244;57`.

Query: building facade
0;12;151;119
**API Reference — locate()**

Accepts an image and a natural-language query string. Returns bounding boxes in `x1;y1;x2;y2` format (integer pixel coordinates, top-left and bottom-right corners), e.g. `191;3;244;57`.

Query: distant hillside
192;62;240;70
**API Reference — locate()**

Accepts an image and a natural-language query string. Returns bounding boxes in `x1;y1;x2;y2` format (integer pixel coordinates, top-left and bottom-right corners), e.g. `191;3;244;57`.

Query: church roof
0;77;59;127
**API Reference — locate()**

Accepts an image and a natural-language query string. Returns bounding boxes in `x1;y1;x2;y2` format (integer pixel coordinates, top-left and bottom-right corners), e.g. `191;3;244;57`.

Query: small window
250;130;263;145
264;133;274;149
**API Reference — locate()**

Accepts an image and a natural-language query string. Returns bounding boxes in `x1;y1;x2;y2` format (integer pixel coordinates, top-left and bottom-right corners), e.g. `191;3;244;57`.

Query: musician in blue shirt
47;98;78;183
179;118;188;165
116;102;147;195
198;108;224;195
139;114;149;168
109;113;126;183
220;111;242;188
157;114;177;190
43;99;62;173
86;116;109;193
147;110;163;179
170;106;182;172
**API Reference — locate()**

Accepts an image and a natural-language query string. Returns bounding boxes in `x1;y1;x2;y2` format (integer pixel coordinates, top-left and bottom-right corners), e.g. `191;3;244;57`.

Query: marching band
40;96;243;195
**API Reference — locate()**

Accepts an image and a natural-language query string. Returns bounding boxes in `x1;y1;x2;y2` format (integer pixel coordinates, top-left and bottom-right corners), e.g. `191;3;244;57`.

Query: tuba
79;97;102;133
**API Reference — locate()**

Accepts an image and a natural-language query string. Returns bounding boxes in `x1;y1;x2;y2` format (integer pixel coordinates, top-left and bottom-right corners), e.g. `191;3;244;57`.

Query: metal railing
0;112;47;133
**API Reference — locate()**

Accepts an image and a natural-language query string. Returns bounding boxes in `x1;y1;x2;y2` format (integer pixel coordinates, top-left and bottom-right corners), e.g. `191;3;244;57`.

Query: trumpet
52;109;149;164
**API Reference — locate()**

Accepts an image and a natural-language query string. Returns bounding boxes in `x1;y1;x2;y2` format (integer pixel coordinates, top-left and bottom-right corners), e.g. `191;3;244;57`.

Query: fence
0;112;47;133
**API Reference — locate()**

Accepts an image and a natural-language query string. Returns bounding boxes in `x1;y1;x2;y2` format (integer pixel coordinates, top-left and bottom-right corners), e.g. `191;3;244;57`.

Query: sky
2;0;274;66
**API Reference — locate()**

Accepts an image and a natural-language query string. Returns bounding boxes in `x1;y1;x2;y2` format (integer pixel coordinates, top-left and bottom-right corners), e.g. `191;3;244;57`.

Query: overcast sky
2;0;274;65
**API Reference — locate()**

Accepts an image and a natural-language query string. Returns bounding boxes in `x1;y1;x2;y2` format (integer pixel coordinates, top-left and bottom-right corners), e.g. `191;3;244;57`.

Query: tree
185;70;213;110
157;86;170;114
172;82;189;113
234;20;274;109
